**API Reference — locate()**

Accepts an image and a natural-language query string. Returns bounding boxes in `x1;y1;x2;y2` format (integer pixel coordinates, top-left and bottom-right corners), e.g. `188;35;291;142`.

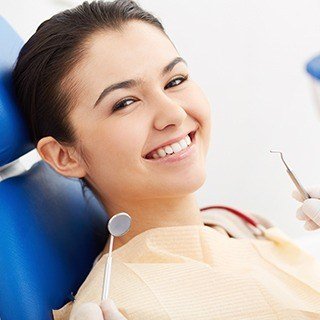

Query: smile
143;130;197;164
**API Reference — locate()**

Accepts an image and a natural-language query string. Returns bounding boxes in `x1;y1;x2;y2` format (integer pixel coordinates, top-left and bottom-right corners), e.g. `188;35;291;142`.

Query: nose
151;90;188;131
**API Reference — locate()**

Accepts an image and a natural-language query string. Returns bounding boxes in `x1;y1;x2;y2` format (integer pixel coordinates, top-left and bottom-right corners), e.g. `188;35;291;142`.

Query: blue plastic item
0;16;109;320
306;54;320;81
0;16;34;167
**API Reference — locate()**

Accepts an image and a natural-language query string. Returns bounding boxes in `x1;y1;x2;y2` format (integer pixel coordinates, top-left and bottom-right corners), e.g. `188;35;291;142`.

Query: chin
163;167;207;195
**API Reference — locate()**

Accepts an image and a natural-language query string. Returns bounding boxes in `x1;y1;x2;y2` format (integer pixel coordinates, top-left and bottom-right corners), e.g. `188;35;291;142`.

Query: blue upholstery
306;54;320;80
0;16;34;167
0;16;109;320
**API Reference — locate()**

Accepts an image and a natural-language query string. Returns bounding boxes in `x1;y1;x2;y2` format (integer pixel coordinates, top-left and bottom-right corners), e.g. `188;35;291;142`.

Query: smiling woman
11;0;320;319
12;0;212;202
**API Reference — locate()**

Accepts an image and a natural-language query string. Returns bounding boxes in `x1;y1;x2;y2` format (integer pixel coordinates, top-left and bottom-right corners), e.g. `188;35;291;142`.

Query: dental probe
101;212;131;302
270;150;311;201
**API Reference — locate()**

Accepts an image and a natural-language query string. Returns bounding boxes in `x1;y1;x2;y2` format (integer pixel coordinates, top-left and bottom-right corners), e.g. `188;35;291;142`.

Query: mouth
143;129;197;160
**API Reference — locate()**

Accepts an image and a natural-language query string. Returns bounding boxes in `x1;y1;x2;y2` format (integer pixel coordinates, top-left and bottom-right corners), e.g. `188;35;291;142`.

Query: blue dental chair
0;16;109;320
306;54;320;116
306;54;320;80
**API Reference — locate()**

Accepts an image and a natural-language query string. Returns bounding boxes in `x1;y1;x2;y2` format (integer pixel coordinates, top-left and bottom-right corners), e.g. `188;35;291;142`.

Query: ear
36;136;86;179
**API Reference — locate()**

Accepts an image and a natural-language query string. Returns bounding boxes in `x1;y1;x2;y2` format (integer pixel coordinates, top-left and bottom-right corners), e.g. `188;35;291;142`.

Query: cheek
91;123;145;168
183;83;212;123
183;83;212;153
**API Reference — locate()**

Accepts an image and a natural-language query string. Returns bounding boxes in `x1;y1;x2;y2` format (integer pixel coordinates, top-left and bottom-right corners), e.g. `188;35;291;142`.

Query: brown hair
12;0;169;196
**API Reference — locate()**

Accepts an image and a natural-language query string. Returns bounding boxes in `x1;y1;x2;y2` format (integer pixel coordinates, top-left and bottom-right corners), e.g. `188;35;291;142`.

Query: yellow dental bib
52;215;320;319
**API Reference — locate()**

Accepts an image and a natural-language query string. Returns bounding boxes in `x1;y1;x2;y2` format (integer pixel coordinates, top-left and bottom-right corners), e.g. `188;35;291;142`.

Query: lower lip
144;132;197;164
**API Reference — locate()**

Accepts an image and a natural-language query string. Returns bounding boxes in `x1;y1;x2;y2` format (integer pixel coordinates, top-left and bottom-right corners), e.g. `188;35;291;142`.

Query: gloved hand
292;185;320;231
71;298;127;320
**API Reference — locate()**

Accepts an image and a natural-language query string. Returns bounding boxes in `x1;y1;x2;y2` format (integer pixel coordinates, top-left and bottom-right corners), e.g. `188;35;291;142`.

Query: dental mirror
101;212;131;301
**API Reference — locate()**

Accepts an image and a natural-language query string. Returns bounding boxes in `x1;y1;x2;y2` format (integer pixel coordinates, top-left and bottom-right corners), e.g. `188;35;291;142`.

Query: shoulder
202;207;276;239
52;301;73;320
52;254;109;320
53;254;134;320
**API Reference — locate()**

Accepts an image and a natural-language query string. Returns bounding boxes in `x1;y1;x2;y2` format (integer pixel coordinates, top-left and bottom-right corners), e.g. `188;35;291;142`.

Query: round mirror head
107;212;131;237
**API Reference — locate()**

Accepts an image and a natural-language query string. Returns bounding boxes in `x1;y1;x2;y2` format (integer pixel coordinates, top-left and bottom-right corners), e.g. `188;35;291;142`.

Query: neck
102;193;204;252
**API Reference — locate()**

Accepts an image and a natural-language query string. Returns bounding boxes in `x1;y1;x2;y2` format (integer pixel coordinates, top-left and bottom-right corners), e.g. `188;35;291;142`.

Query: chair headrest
0;160;108;319
0;16;34;167
306;54;320;81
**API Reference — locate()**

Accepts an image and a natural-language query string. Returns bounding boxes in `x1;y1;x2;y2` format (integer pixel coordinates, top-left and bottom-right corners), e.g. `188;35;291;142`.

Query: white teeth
185;135;191;145
147;134;193;159
171;142;182;153
157;148;167;158
164;146;174;154
179;139;188;149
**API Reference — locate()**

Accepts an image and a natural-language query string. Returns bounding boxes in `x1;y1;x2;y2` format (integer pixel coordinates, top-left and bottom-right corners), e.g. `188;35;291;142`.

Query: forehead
81;20;178;80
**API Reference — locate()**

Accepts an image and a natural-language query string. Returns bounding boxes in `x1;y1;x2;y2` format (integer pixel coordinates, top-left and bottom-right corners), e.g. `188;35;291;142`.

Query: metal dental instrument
101;212;131;302
270;150;311;201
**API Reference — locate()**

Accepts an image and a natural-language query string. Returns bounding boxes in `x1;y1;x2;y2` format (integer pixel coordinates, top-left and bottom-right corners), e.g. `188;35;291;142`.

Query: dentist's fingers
307;185;320;198
302;198;320;226
296;207;309;221
292;189;305;202
100;299;127;320
292;185;320;202
72;302;104;320
296;207;320;230
303;219;320;231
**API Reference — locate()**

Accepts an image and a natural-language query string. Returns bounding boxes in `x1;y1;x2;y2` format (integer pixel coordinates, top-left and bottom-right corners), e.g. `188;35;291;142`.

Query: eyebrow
93;57;188;108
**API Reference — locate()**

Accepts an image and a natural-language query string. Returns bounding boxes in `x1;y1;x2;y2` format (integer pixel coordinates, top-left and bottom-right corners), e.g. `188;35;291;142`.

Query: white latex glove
292;185;320;231
71;299;127;320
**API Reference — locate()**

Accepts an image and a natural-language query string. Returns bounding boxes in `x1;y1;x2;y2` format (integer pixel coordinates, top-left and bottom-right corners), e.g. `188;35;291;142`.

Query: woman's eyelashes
111;74;189;112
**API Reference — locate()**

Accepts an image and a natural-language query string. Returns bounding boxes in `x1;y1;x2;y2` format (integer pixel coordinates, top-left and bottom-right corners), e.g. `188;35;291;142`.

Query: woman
12;1;320;319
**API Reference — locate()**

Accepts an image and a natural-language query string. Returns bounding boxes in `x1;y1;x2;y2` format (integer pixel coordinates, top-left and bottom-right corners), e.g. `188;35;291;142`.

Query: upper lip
143;128;198;158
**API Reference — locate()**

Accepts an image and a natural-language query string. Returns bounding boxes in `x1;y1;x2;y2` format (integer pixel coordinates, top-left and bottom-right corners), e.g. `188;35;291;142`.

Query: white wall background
2;0;320;238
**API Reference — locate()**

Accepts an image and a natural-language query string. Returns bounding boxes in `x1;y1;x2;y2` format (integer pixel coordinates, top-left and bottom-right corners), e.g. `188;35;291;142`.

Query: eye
164;75;189;90
112;97;136;112
111;74;189;112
